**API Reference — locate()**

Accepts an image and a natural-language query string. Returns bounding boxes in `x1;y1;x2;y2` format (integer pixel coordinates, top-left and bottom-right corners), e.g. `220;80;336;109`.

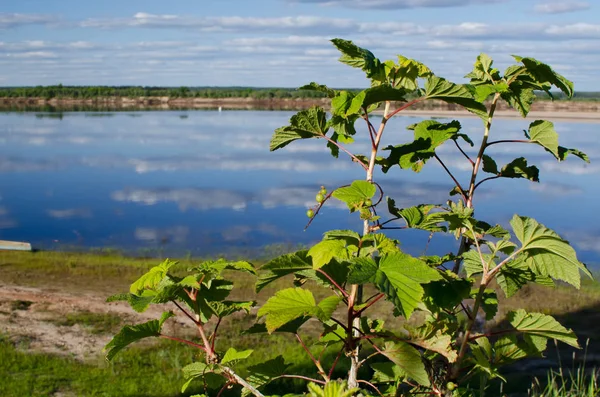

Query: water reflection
0;110;598;264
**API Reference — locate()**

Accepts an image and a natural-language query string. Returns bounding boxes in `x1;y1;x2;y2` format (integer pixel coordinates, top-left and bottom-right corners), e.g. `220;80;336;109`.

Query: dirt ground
0;284;192;361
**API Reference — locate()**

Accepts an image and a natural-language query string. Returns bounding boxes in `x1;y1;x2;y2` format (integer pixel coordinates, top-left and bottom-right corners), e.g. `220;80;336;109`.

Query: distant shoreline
1;97;599;122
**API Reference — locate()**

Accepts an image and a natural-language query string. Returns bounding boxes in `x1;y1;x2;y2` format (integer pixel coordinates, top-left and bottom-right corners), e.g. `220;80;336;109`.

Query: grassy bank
1;251;600;396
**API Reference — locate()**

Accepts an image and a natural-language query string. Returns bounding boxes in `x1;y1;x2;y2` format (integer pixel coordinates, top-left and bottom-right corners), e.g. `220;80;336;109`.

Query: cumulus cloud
134;226;189;243
534;1;590;14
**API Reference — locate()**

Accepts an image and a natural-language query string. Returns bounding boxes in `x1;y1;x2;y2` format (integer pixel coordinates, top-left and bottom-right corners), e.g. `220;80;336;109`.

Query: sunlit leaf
270;107;328;151
508;309;579;348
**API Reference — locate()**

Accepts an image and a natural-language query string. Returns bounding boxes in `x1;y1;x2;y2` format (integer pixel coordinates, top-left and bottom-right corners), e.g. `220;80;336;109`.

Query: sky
1;0;599;89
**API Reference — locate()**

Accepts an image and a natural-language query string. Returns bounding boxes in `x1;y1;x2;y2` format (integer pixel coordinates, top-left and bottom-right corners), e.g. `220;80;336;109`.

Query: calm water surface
1;110;598;265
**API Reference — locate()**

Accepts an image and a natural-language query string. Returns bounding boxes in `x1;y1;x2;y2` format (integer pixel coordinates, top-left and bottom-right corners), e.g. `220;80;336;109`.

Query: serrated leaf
210;300;255;318
181;362;223;392
423;271;472;313
243;317;310;335
308;239;349;269
424;76;488;119
508;309;579;348
462;250;489;277
501;83;536;117
104;311;174;361
500;157;539;182
331;38;385;83
107;291;155;313
381;341;430;386
299;82;336;98
388;55;432;91
375;252;442;318
332;180;376;211
482;155;499;174
408;322;458;362
349;85;406;112
387;199;446;232
347;257;378;284
494;334;546;365
256;250;312;292
130;259;177;294
510;215;590;288
558;147;590;163
473;83;508;102
257;288;337;333
221;347;253;365
371;362;404;383
528;120;559;159
270;107;328;151
475;289;498;320
244;356;291;395
513;56;574;98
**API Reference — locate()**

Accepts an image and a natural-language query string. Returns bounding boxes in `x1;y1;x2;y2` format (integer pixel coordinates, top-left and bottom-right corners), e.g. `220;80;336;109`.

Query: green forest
1;85;599;101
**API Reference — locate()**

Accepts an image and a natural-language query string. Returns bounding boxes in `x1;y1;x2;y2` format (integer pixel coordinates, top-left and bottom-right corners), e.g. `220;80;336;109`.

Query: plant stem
466;93;501;208
159;334;207;352
317;268;349;298
322;134;368;170
454;140;474;165
485;139;531;148
434;153;466;201
296;333;330;382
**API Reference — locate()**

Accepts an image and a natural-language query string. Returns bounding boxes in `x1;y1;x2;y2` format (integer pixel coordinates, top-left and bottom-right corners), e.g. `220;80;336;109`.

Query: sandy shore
388;109;600;123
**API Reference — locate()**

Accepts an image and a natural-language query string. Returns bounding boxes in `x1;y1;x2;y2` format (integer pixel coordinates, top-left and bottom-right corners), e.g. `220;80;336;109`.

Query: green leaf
244;356;291;395
371;362;404;383
331;39;385;83
482;155;499;174
243;317;310;335
104;311;174;361
181;362;223;392
308;239;350;269
375;252;442;318
349;85;406;111
476;289;498;320
257;288;339;333
107;292;155;313
508;309;579;348
387;55;432;91
423;270;472;313
527;120;559;159
500;157;539;182
381;341;430;386
513;56;574;98
387;199;446;232
210;300;255;318
347;257;378;284
510;215;591;288
462;250;489;278
130;259;177;294
307;381;359;397
558;146;590;163
332;180;376;211
501;83;536;117
424;76;488;119
408;322;458;362
221;347;253;365
473;83;508;102
331;91;355;117
270;107;328;151
299;82;336;98
256;250;312;292
494;334;546;365
383;120;463;173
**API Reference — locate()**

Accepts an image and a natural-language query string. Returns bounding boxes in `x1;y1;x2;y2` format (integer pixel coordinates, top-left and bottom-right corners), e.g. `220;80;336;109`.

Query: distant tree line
0;85;330;99
0;85;598;101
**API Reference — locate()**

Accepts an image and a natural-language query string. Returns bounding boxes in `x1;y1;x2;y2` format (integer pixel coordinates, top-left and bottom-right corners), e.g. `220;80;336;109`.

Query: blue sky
1;0;599;89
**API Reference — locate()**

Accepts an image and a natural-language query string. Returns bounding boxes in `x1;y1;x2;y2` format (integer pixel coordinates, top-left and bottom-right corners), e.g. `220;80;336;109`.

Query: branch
474;175;501;191
322;134;368;170
172;300;199;325
486;139;531;148
358;380;385;397
328;347;345;379
210;317;222;351
317;268;349;298
159;334;207;352
434;153;467;202
296;333;330;382
274;375;326;385
355;293;385;316
384;98;425;120
454;139;474;165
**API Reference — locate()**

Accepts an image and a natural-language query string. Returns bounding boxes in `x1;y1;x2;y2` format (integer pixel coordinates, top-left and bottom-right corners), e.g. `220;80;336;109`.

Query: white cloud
47;208;93;219
288;0;506;9
535;1;590;14
111;188;249;211
0;13;57;29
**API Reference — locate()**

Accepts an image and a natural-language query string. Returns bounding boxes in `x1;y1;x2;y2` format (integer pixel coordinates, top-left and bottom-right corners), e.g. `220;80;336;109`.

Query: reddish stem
159;334;207;352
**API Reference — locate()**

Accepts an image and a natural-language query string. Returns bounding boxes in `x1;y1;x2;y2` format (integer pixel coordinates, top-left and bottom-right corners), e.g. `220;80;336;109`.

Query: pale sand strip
385;109;600;123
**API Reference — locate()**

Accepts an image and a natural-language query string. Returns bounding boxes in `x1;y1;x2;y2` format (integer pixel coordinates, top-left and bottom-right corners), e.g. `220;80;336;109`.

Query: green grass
0;334;194;397
49;311;123;334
